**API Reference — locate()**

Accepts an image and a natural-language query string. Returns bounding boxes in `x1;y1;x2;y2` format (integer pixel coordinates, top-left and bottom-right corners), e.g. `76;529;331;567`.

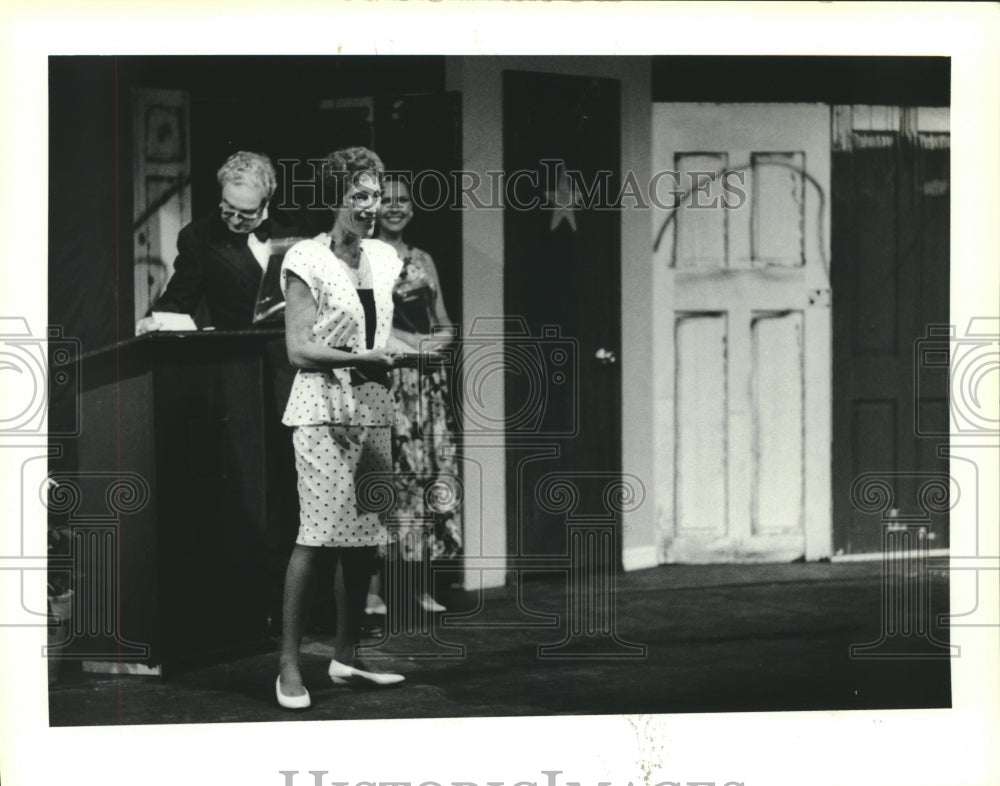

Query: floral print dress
391;245;462;561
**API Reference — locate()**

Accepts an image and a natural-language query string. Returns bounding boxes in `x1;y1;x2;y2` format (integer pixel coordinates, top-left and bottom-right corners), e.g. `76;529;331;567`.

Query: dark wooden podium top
79;328;285;363
77;329;436;378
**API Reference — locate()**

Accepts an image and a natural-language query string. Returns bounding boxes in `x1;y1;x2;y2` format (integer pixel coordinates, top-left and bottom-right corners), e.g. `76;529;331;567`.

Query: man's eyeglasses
220;201;265;221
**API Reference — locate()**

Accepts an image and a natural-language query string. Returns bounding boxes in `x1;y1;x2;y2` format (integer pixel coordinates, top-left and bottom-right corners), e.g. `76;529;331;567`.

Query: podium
58;330;295;675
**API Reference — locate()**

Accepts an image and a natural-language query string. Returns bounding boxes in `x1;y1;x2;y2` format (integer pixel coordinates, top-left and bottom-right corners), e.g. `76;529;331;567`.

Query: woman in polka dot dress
275;147;409;709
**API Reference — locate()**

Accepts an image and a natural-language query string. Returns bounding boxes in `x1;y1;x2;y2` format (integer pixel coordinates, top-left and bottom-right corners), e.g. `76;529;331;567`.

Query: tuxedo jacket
150;210;302;330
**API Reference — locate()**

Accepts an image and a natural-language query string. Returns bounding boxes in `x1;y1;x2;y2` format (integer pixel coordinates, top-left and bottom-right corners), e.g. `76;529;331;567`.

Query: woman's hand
411;333;451;356
349;350;395;388
352;350;395;373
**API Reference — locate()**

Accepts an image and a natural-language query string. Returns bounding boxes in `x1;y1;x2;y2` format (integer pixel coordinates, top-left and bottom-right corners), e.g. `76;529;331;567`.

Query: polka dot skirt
293;424;392;548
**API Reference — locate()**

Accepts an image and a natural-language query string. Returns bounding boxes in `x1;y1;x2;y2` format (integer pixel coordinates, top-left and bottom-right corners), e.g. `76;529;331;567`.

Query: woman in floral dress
370;175;462;613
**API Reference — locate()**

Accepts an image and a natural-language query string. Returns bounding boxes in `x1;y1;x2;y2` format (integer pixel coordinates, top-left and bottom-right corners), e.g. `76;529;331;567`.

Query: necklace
328;233;365;286
343;262;362;287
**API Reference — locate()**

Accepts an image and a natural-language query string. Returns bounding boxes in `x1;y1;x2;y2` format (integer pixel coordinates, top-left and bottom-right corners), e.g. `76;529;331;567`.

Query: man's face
219;181;268;234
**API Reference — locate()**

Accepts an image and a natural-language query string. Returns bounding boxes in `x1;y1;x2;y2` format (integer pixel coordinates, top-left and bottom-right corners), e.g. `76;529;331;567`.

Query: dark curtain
49;56;121;356
49;57;123;473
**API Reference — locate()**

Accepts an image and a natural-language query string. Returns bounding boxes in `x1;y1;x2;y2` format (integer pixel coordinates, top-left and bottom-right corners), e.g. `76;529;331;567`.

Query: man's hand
135;316;162;335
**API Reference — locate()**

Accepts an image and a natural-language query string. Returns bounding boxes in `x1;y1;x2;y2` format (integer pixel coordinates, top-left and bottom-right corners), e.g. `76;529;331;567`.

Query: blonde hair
217;151;277;199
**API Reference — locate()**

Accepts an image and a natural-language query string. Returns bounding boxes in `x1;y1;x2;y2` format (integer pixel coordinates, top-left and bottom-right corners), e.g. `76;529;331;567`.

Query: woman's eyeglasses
347;190;380;209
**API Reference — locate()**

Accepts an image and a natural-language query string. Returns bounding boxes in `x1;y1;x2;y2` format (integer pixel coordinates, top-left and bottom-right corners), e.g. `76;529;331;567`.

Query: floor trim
831;548;951;563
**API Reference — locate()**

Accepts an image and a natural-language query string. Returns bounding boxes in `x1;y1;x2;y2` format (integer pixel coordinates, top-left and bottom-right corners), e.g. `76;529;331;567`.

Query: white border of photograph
1;3;997;786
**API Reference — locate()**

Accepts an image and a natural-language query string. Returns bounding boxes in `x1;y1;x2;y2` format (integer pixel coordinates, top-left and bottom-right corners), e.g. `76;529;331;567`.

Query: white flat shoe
418;594;447;613
276;675;311;709
328;659;405;687
365;594;387;615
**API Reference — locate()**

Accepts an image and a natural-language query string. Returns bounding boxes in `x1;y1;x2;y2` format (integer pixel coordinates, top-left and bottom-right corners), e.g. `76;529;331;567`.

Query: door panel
752;310;804;534
653;103;832;563
752;152;805;265
675;312;728;536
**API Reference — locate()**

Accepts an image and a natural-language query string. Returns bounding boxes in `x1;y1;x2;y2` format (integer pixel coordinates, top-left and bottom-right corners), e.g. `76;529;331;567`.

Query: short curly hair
322;146;385;209
217;151;277;200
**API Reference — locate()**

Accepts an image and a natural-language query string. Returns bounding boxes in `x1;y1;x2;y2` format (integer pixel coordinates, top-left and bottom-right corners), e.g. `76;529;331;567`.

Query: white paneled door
652;104;832;563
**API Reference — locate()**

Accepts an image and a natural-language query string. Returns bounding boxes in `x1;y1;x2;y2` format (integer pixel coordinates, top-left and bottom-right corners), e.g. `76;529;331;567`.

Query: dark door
374;92;463;324
831;107;950;554
503;70;622;565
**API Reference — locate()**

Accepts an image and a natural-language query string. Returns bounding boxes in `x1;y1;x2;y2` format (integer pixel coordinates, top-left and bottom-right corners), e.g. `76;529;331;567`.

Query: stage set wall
49;56;950;594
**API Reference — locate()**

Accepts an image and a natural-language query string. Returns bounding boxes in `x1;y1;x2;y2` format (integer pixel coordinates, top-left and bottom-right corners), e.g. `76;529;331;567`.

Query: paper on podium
151;312;198;331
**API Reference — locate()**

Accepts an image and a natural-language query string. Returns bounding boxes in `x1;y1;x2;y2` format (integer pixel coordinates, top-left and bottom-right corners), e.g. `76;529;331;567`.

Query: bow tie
251;219;271;242
226;219;271;246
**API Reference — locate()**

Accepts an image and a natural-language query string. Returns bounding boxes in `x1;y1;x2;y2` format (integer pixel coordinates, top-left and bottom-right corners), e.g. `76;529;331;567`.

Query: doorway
503;70;624;567
830;106;950;554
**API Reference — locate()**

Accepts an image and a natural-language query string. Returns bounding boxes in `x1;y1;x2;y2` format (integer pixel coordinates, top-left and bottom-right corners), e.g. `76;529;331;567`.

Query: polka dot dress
279;235;403;548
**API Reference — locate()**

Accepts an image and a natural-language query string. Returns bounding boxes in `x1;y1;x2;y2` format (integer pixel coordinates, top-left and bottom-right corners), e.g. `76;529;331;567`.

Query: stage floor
47;561;952;726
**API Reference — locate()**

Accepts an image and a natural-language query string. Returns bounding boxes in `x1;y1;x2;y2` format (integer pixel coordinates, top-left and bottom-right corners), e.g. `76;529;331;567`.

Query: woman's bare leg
334;545;377;665
278;543;319;695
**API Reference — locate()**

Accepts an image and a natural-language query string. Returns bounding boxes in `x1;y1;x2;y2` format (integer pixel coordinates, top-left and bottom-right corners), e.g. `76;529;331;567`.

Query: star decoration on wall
546;162;581;232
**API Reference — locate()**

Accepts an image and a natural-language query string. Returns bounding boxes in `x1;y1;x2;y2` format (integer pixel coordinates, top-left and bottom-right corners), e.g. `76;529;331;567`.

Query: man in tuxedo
137;150;302;634
137;150;299;333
